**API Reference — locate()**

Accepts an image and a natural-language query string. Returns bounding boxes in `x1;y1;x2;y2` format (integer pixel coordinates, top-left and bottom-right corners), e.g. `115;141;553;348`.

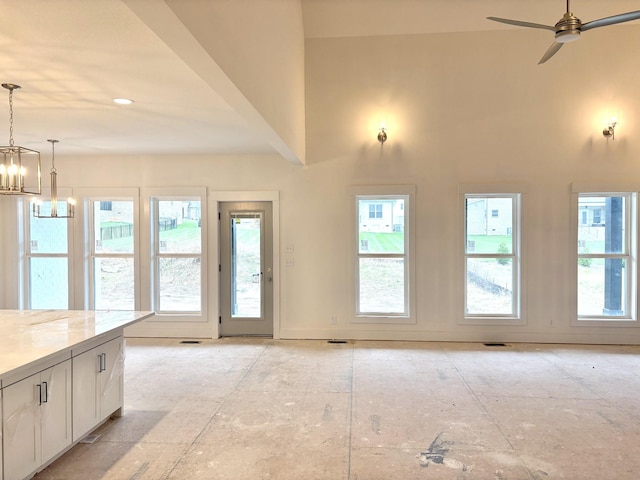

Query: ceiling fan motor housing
555;12;582;42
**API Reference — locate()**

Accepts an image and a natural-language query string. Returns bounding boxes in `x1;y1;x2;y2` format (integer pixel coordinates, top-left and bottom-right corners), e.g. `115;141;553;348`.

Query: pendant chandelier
32;139;75;218
0;83;41;196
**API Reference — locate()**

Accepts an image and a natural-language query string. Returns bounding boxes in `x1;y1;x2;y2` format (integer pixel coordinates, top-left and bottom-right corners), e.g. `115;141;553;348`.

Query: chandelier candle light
32;139;75;218
0;83;41;195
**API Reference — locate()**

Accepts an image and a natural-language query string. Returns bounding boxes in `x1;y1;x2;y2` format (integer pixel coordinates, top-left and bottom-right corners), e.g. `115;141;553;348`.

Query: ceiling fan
487;1;640;64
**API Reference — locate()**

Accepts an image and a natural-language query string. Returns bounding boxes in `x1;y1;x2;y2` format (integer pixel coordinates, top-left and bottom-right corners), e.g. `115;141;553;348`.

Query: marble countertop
0;309;154;381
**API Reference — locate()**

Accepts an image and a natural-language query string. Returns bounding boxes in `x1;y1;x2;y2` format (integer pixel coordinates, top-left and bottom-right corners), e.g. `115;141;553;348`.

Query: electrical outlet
331;315;337;325
286;243;294;254
286;257;294;267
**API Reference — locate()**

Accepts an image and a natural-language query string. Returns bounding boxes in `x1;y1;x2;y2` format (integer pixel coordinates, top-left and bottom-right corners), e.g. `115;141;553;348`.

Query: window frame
572;185;638;326
351;185;416;324
72;187;140;311
151;195;205;316
459;184;527;326
144;187;208;322
21;187;74;309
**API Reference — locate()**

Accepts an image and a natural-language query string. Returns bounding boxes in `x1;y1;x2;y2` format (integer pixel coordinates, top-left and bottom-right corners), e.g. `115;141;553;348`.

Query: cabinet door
40;360;72;465
72;348;101;442
100;337;124;419
2;373;40;480
1;389;3;480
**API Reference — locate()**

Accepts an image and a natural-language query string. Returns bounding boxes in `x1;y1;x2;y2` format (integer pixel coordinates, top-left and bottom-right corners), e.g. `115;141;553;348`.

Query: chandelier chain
50;139;57;172
8;87;14;147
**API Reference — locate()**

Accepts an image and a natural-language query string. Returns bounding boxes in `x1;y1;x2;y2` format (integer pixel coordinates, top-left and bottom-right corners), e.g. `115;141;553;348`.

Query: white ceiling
1;0;639;157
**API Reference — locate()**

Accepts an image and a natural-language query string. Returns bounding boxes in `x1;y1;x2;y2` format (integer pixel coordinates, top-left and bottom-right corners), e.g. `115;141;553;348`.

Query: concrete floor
35;338;640;480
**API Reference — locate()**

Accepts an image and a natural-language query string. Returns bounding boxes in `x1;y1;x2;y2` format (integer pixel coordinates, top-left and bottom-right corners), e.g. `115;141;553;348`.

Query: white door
2;373;40;480
219;202;274;336
41;360;72;464
72;348;100;442
100;338;124;418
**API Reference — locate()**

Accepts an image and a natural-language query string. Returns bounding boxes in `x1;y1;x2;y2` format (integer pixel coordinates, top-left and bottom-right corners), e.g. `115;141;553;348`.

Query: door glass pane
578;259;627;316
158;200;201;253
29;205;68;254
466;197;513;254
466;258;513;314
94;200;134;253
94;257;134;310
158;257;201;312
231;215;261;318
358;198;405;254
578;196;625;254
29;258;68;309
359;258;405;313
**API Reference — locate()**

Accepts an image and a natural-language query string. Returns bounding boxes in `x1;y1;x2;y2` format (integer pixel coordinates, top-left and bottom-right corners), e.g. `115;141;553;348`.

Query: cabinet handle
42;381;49;403
97;352;107;372
37;383;42;405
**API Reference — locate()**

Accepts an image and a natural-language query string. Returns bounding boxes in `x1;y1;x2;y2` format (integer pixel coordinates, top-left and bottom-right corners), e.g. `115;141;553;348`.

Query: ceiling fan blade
487;17;556;31
582;10;640;31
538;42;563;64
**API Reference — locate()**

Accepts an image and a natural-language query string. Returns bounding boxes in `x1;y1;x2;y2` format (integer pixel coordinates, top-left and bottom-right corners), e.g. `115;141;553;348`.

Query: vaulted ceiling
1;0;638;157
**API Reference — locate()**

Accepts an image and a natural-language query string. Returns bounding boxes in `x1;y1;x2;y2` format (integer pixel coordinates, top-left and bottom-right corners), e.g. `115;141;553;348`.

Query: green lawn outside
359;232;404;253
466;235;512;254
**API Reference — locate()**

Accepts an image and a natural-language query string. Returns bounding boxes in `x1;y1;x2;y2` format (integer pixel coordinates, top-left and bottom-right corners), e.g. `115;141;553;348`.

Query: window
152;198;202;313
90;199;136;310
25;200;72;309
577;193;636;321
369;204;383;219
353;185;415;322
464;193;521;320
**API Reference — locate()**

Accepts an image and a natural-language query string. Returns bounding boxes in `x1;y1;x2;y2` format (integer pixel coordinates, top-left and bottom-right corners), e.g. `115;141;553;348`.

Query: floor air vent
180;340;201;344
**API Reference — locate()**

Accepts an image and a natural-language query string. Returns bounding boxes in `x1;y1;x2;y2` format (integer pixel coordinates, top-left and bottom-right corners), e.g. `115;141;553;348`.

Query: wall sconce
377;124;387;145
603;117;617;140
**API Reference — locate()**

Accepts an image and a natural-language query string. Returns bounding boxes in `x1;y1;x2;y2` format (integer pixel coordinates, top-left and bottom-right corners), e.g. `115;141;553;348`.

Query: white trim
210;191;280;339
349;185;416;324
22;187;75;309
72;188;140;311
460;186;527;326
572;190;638;327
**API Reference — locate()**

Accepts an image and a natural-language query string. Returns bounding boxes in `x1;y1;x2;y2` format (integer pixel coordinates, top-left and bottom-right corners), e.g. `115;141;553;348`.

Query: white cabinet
2;359;72;480
0;388;3;480
72;336;124;442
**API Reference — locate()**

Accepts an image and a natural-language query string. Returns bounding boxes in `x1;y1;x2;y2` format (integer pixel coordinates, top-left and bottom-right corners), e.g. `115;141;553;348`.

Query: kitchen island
0;309;154;480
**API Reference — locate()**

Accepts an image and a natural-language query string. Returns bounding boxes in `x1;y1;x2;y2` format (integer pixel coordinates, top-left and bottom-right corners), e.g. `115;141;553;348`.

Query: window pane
359;258;405;314
158;200;201;254
94;257;134;309
578;196;625;254
29;207;68;254
358;198;404;254
158;257;201;312
466;258;513;314
94;200;134;253
466;197;513;254
231;216;261;318
29;258;68;309
578;259;627;316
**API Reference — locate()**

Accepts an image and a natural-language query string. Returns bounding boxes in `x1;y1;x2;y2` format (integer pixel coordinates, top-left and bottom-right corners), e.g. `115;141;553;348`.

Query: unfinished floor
35;338;640;480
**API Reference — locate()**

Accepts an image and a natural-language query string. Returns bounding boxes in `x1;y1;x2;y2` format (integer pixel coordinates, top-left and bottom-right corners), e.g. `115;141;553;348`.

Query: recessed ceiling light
113;98;134;105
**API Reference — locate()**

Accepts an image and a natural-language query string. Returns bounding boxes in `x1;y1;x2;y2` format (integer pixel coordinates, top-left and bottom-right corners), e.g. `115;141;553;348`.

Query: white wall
3;25;640;343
